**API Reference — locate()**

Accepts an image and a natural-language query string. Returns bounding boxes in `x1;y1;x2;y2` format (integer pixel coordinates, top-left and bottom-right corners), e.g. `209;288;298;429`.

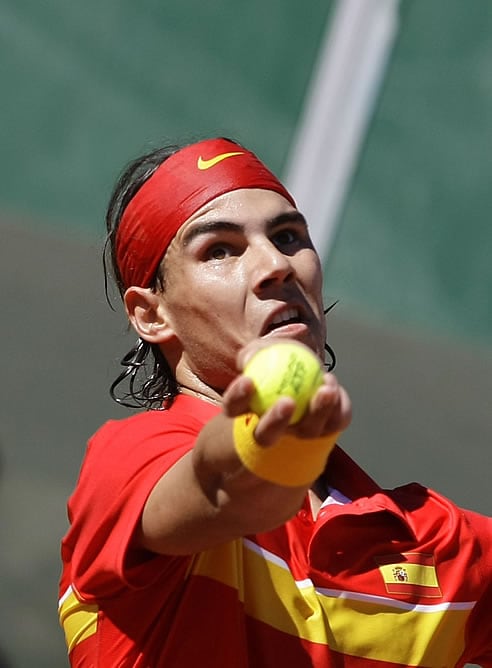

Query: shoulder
389;482;492;570
460;507;492;568
89;394;220;457
70;395;221;498
64;396;221;553
390;481;491;530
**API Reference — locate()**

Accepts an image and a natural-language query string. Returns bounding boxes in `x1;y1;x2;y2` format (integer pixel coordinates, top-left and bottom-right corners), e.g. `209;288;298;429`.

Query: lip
260;321;310;341
260;303;308;337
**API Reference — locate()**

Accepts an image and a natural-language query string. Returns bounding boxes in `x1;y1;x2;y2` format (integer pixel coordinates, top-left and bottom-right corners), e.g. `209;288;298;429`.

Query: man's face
159;188;327;391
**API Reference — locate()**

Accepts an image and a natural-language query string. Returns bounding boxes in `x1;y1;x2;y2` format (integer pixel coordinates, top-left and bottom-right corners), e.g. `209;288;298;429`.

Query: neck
179;384;222;406
169;354;225;406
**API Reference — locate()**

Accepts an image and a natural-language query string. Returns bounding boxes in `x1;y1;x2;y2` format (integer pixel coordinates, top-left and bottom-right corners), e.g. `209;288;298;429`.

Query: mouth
261;306;306;335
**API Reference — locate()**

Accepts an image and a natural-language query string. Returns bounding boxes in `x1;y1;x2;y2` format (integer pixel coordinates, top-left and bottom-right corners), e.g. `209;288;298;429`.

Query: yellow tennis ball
243;342;324;424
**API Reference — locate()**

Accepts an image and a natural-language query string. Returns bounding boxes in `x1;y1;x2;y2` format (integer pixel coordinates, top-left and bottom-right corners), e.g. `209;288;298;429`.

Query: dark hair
104;143;183;410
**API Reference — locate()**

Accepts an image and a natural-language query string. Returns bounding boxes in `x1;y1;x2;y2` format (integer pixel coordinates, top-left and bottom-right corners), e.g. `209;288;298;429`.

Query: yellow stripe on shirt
190;539;473;668
58;587;99;652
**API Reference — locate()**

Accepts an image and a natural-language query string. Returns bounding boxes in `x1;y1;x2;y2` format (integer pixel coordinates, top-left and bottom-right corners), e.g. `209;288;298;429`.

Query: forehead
176;188;299;238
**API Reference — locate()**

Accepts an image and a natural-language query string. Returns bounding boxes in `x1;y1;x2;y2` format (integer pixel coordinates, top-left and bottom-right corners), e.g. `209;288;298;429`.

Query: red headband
115;138;296;289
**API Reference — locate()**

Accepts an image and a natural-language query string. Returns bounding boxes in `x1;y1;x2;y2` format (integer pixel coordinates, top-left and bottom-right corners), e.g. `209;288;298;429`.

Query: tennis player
59;137;492;667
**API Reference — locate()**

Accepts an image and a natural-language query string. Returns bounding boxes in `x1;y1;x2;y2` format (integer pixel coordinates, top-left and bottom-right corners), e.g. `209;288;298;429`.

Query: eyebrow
182;211;307;246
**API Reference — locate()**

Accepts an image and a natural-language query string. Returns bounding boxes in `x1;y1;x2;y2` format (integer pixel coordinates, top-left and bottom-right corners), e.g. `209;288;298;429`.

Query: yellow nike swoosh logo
197;151;244;170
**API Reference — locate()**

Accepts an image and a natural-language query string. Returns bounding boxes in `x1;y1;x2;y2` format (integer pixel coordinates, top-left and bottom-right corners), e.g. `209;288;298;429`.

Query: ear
124;287;175;344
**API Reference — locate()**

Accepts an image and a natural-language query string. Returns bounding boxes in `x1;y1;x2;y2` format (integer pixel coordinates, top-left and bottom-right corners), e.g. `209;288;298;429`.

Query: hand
222;339;352;446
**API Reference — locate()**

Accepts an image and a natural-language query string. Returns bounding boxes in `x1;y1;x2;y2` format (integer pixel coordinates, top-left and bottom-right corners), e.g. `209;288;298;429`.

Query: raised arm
136;352;351;556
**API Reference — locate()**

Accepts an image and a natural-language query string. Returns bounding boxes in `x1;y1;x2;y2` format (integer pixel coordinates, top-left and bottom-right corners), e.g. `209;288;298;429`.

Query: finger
291;374;352;439
222;376;256;417
313;383;352;436
291;374;340;436
252;398;297;446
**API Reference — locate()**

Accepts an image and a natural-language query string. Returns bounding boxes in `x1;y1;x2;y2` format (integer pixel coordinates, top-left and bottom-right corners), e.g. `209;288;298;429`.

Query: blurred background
1;0;491;665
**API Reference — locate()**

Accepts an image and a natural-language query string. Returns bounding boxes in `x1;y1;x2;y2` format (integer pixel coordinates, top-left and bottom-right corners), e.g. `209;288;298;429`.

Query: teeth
271;307;299;327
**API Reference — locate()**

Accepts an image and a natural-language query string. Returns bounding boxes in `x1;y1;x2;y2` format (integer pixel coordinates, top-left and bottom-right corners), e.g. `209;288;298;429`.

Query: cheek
301;255;324;300
167;288;233;340
184;270;243;318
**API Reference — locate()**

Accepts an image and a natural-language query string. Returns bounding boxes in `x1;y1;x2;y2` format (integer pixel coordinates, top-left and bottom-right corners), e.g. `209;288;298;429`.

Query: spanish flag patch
375;553;442;598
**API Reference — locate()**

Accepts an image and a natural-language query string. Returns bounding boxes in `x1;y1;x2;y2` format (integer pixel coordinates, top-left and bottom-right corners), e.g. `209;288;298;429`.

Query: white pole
284;0;401;261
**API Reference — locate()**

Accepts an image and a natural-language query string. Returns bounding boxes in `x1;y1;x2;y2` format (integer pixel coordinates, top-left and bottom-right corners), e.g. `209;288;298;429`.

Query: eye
272;228;299;247
206;245;231;260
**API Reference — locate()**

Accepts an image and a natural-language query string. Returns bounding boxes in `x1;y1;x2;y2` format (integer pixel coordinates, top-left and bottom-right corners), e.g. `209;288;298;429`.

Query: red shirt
59;395;492;667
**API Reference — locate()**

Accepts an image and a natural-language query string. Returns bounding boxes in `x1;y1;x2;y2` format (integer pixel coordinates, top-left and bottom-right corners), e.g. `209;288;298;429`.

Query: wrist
233;414;338;487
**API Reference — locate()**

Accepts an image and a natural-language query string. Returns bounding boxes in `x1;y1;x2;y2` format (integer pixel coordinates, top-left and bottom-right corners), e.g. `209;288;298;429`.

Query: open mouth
263;307;304;334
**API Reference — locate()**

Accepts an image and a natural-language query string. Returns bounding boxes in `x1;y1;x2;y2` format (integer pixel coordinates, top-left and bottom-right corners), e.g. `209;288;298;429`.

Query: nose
249;239;295;293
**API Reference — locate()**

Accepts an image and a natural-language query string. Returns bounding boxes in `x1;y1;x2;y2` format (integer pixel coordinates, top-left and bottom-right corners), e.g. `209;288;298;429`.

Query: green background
325;0;492;345
0;0;332;233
